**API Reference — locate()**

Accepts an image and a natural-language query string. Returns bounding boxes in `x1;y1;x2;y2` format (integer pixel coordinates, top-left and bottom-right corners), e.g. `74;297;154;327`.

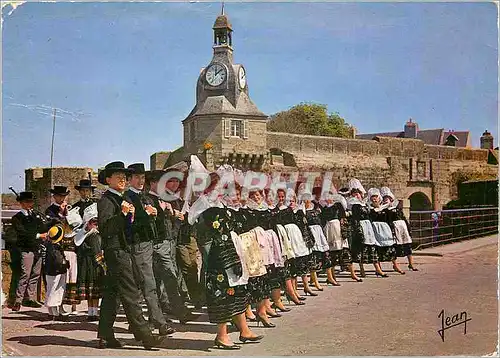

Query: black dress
241;207;271;303
369;209;397;262
321;203;353;270
76;231;104;301
200;206;248;323
350;202;378;264
305;204;331;270
386;206;413;257
278;207;313;277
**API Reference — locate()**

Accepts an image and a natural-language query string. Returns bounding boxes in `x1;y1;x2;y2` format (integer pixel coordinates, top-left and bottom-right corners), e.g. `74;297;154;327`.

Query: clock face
205;63;226;86
238;67;246;89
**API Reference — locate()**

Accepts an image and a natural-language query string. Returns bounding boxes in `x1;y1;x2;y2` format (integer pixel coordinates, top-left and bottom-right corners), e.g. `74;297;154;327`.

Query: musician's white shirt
107;188;123;197
129;187;142;194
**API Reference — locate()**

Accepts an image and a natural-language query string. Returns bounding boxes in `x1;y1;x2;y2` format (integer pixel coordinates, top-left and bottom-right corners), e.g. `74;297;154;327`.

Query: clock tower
182;7;268;170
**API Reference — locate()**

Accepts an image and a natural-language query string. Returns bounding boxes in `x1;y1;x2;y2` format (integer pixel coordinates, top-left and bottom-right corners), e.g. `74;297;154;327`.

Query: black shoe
159;324;176;336
375;272;389;278
298;296;307;301
246;315;257;322
98;338;124;349
267;312;282;318
408;265;419;271
142;335;166;350
326;280;342;286
11;303;21;312
239;335;264;343
256;315;276;328
22;300;42;308
214;339;240;350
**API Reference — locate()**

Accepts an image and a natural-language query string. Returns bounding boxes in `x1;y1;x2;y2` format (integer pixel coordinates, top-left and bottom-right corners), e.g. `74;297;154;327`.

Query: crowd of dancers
7;156;418;350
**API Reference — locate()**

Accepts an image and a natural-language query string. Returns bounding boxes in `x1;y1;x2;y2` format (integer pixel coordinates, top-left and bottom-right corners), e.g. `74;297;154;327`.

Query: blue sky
2;2;498;192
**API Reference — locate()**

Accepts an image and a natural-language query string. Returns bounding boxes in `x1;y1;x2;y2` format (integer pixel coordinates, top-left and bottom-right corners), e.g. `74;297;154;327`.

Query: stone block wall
25;167;94;211
266;132;497;210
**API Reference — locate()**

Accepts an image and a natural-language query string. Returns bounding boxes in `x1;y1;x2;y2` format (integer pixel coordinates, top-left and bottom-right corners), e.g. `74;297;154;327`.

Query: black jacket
123;189;157;244
146;193;173;242
97;190;131;251
10;210;48;252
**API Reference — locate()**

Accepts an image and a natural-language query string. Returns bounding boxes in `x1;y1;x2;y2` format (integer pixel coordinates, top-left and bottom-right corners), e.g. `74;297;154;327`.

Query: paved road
2;235;498;356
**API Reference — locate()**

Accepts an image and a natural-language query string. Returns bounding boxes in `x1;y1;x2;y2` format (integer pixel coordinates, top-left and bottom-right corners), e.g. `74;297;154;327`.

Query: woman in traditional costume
380;187;418;271
321;191;363;284
272;188;304;306
188;167;263;349
73;203;105;321
367;188;404;275
301;188;330;292
347;179;387;278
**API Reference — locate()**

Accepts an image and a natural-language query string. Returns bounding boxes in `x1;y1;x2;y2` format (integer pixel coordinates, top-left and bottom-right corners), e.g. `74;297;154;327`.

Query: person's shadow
7;335;147;351
7;335;214;352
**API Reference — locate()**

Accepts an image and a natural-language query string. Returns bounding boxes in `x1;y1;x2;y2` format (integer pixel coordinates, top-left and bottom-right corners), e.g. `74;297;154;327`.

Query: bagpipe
8;186;53;227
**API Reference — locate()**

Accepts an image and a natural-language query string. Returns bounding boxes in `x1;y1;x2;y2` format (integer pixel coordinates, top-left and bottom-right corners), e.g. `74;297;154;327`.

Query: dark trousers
176;236;201;305
131;241;167;327
98;248;153;342
152;239;188;319
197;240;212;305
8;248;21;304
15;251;42;304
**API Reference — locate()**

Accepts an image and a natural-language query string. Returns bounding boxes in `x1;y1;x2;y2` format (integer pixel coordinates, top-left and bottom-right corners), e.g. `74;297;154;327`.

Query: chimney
404;118;418;138
480;129;494;150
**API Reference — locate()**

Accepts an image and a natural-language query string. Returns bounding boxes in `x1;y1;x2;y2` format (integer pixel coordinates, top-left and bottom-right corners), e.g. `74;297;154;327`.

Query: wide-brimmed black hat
16;191;35;202
98;161;131;185
145;169;166;183
49;186;70;196
75;179;96;190
128;163;146;175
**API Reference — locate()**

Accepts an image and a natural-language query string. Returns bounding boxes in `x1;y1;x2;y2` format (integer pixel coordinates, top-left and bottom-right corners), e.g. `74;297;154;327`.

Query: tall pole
50;108;56;187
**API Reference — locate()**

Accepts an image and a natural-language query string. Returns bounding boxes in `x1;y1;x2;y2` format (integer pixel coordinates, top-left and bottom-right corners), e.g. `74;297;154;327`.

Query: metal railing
409;206;498;250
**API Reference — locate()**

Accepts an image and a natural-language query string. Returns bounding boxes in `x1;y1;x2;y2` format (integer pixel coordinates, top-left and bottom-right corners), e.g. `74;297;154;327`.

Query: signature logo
438;309;471;342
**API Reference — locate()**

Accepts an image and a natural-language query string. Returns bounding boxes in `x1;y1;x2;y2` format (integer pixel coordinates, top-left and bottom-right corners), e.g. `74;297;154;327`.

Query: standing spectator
10;192;48;312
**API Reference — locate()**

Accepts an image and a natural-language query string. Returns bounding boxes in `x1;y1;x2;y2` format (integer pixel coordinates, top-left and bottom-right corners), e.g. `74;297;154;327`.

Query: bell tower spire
213;3;233;49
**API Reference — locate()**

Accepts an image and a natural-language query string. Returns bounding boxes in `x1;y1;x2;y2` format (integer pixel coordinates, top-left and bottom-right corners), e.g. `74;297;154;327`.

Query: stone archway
409;191;432;211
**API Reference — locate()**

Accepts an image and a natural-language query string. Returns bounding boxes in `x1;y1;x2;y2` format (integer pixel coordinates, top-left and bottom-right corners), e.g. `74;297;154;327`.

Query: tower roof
213;14;232;30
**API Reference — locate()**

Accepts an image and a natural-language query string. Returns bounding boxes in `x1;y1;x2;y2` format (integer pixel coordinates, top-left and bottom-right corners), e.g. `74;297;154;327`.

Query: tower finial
221;0;225;15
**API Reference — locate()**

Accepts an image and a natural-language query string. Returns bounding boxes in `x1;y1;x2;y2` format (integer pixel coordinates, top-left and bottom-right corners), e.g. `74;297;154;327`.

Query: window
224;119;248;139
231;120;242;137
416;161;426;177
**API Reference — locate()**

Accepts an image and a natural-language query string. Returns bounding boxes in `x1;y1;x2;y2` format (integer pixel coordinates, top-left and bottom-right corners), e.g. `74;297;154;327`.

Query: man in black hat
145;169;195;324
124;163;175;337
10;192;49;311
72;179;97;217
45;186;71;221
96;161;164;350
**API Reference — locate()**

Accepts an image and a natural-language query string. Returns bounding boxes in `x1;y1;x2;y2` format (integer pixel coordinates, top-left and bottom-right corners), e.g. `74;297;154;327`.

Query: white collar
107;188;123;197
20;209;30;216
52;202;61;207
129;187;142;194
